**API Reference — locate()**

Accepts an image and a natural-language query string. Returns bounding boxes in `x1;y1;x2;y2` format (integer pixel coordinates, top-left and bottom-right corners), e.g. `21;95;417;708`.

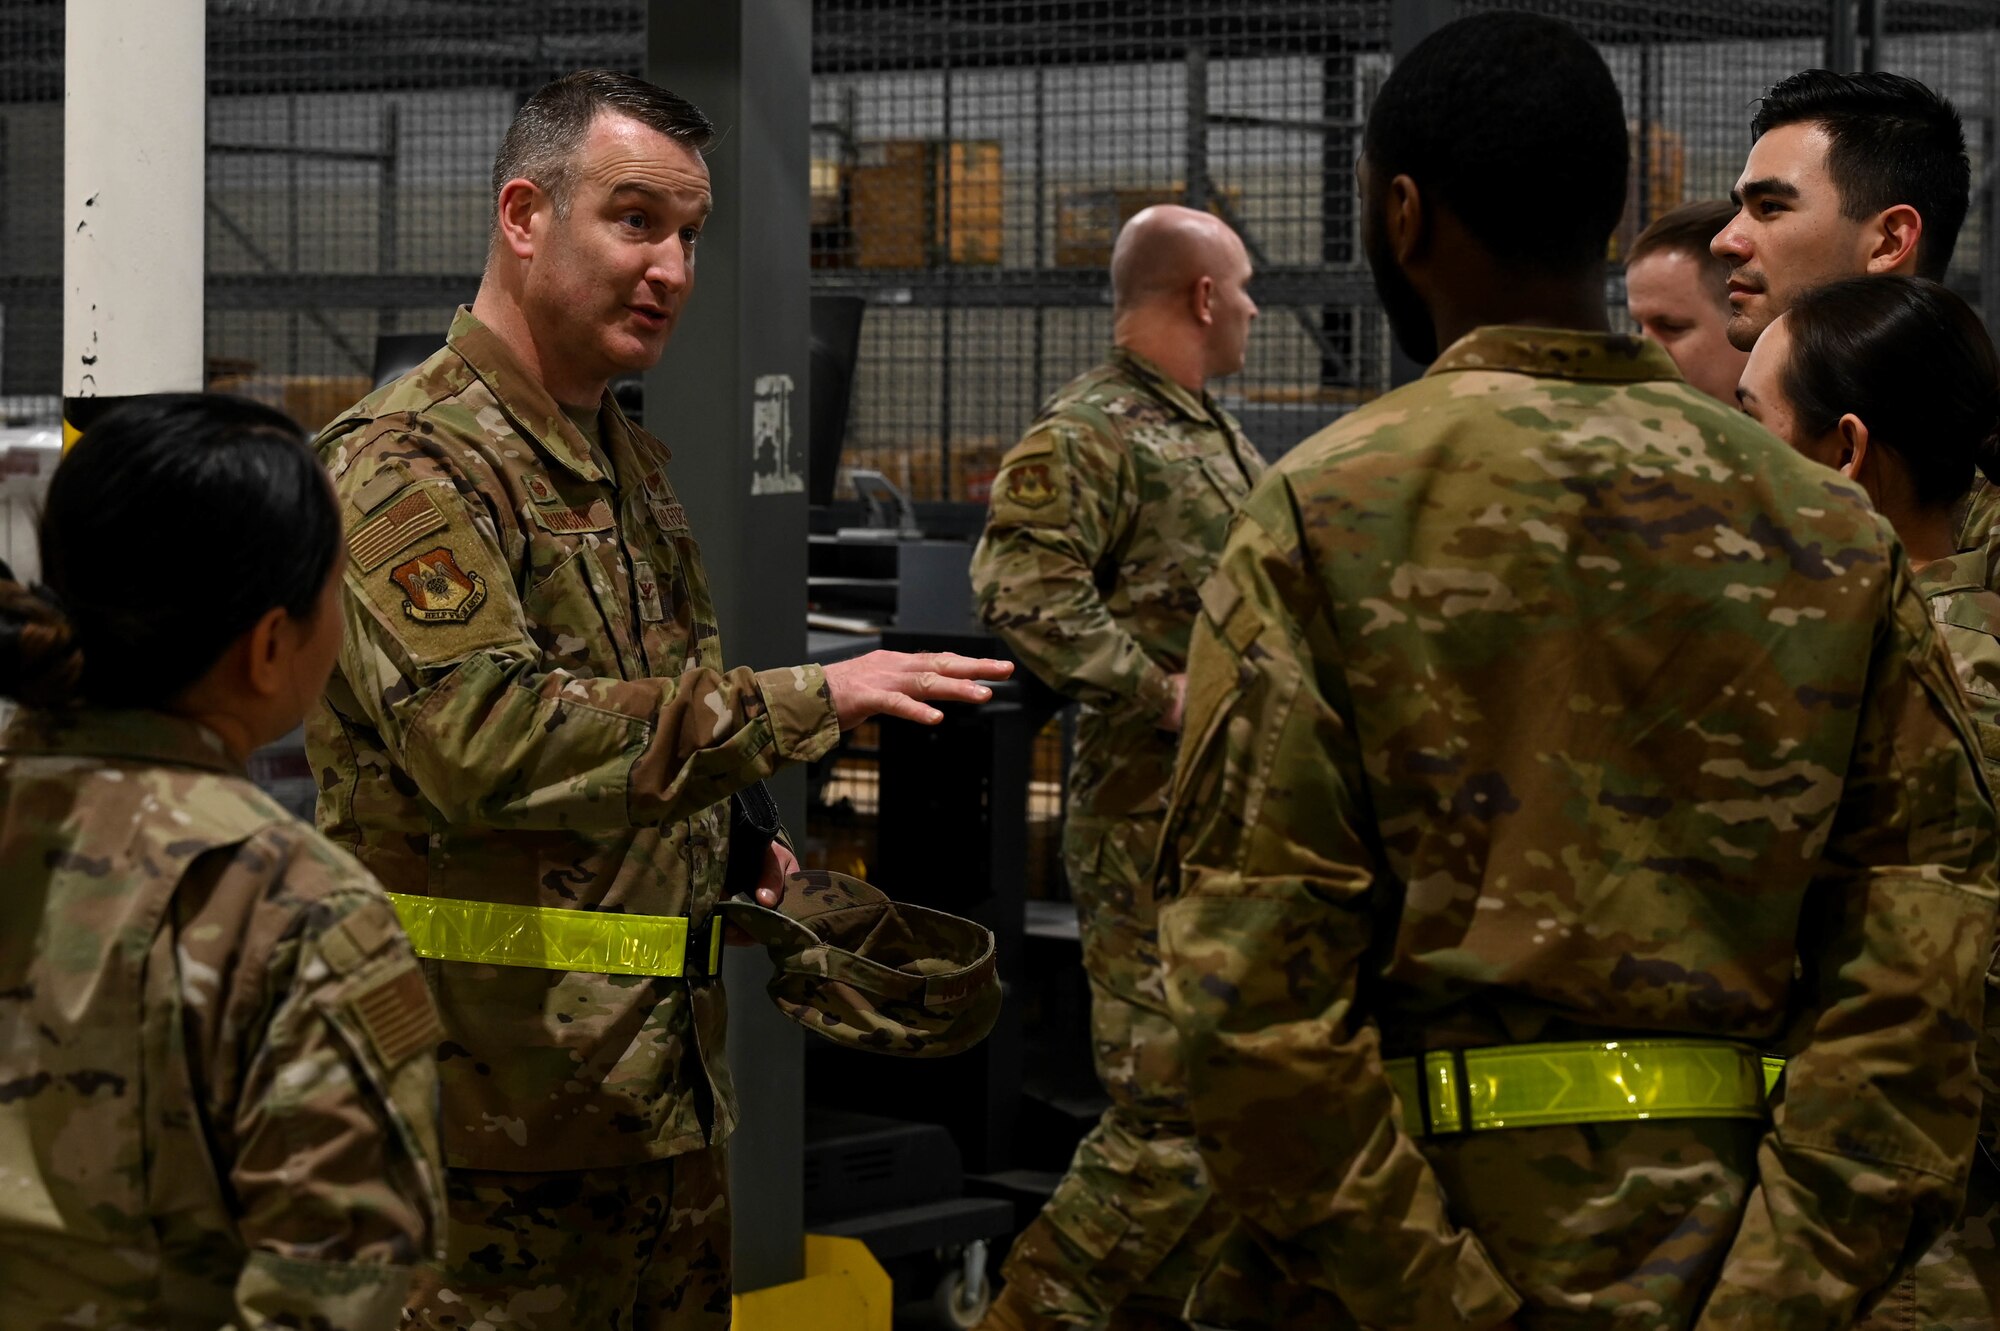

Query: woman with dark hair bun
0;394;445;1329
1738;275;2000;1331
1739;274;2000;762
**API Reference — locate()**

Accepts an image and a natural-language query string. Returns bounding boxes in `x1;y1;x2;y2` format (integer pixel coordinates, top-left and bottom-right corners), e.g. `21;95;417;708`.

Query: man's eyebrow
610;179;712;215
610;180;669;201
1733;177;1800;206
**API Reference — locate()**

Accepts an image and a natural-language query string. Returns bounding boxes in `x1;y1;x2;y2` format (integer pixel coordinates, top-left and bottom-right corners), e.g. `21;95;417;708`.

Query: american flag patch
349;489;449;572
349;964;442;1067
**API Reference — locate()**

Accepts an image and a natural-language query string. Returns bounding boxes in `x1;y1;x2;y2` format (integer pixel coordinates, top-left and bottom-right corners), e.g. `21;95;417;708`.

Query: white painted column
63;0;205;441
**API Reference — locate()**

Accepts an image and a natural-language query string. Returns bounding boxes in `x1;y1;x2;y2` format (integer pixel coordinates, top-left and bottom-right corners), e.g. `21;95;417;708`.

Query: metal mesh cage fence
0;1;648;426
813;3;1395;499
0;2;1995;448
1462;2;1998;313
199;2;646;427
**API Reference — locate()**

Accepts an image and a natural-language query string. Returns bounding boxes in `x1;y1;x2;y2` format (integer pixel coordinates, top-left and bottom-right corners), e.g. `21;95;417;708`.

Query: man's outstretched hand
823;651;1014;730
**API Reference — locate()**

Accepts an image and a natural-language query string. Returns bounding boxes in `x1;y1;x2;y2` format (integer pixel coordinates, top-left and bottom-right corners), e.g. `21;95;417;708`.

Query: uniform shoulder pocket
344;480;522;672
989;429;1072;527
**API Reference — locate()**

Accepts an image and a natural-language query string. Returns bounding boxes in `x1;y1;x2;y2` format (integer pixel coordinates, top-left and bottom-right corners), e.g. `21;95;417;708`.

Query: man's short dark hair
1363;13;1627;273
1751;70;1969;281
1628;199;1737;300
491;70;714;218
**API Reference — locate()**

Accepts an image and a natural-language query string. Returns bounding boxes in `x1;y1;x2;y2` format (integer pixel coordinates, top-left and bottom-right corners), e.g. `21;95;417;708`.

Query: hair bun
0;582;85;709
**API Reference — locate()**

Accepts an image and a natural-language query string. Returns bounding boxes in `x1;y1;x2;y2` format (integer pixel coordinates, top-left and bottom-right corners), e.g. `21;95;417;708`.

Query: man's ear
495;177;548;260
1386;173;1428;265
1864;204;1924;275
240;605;292;700
1836;411;1872;481
1192;274;1217;328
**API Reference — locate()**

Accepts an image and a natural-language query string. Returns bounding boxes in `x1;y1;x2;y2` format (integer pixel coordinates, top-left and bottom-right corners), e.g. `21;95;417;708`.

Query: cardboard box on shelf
849;139;1003;269
1054;184;1240;268
209;372;374;436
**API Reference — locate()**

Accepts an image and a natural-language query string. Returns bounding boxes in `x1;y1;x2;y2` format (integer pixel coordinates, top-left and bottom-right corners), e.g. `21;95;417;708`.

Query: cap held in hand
718;869;1000;1058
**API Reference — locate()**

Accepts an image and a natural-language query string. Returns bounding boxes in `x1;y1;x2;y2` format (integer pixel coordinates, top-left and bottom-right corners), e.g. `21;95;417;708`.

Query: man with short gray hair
308;69;1009;1329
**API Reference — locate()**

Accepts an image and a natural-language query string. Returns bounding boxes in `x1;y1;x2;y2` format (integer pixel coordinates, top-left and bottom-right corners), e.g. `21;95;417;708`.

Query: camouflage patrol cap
717;870;1000;1057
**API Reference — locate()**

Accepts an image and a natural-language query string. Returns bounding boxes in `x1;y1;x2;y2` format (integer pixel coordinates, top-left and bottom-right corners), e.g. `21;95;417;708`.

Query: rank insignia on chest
1004;462;1058;509
390;547;488;623
523;475;563;506
632;557;667;622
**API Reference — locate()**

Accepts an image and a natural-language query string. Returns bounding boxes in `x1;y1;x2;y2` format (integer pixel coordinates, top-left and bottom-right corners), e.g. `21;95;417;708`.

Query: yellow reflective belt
1385;1040;1783;1136
386;893;694;978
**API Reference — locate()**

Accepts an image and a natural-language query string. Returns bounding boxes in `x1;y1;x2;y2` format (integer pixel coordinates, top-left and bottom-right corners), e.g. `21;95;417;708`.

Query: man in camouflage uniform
1156;17;1998;1330
969;204;1265;1331
309;71;1007;1329
1712;71;1989;568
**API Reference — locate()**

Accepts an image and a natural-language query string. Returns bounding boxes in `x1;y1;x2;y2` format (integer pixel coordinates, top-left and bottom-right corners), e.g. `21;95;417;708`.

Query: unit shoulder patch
1002;462;1059;510
390;547;488;624
350;488;450;572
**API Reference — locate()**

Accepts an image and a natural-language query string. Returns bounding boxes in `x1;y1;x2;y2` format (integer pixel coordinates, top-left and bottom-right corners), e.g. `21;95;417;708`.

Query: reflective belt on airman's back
386;893;725;978
1384;1039;1787;1137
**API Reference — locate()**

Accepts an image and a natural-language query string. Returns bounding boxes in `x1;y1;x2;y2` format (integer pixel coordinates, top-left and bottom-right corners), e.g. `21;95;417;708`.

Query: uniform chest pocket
637;527;721;678
522;537;630;677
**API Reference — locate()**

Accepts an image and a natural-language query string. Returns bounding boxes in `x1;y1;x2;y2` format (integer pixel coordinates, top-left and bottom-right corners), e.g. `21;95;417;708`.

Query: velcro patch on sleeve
348;532;521;670
353;464;414;515
350;488;450;572
1199;575;1261;652
348;963;443;1069
1199;576;1241;628
989;432;1069;526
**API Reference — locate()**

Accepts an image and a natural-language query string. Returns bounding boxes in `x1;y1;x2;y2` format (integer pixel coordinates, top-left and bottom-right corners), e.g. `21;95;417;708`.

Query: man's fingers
876;690;945;724
928;653;1013;680
906;675;999;705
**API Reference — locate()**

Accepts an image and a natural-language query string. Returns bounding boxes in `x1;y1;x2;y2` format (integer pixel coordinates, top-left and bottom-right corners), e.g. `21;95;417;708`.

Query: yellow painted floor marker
733;1234;892;1331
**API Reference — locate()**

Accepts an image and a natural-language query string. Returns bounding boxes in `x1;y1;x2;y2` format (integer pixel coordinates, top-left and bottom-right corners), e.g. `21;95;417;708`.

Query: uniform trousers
404;1143;732;1331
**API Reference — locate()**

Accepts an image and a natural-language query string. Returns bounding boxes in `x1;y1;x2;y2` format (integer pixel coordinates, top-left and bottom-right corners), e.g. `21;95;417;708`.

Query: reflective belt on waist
386;893;724;978
1384;1039;1787;1137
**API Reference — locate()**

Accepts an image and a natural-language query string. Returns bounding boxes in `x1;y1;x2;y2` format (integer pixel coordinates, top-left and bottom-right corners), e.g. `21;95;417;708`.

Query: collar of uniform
446;306;608;483
0;707;243;775
1109;347;1217;425
1914;543;1994;599
1425;326;1683;384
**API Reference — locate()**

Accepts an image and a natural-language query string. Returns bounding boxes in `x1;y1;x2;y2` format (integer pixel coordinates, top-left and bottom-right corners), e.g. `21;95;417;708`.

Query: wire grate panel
0;1;1993;452
813;2;1394;498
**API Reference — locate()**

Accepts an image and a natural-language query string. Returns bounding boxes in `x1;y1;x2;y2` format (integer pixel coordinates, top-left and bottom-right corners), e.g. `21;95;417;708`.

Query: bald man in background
969;205;1267;1331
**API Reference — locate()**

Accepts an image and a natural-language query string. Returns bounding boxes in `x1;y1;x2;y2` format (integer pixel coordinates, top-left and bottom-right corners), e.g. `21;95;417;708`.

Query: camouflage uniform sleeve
331;445;840;830
1155;480;1522;1330
970;418;1177;722
223;834;447;1329
1698;562;1999;1329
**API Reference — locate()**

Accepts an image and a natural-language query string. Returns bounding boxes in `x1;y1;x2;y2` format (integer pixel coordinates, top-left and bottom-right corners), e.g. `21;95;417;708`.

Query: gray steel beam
1186;45;1209;212
645;0;812;1295
1828;0;1859;69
